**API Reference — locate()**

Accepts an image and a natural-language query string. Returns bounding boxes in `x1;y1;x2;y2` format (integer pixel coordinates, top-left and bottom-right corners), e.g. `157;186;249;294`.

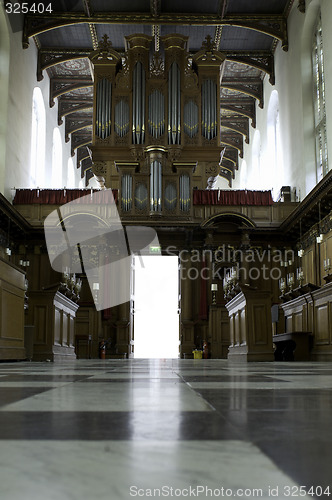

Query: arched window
240;160;247;189
66;157;75;188
312;13;328;181
267;90;283;199
250;130;261;189
51;128;63;188
30;87;46;187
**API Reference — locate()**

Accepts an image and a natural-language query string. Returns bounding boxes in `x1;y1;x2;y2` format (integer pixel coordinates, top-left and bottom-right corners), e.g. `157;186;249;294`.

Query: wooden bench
272;332;312;361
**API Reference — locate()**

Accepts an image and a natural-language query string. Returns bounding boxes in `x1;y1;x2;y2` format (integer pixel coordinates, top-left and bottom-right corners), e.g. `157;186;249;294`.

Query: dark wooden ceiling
14;0;300;183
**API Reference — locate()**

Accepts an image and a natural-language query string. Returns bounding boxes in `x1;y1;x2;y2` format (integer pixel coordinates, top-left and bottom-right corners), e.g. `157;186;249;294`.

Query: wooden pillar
180;252;195;357
116;301;131;358
28;290;78;362
209;304;230;358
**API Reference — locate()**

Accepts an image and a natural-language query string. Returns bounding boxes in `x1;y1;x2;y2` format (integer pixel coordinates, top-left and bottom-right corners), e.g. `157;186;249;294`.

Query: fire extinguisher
99;339;106;359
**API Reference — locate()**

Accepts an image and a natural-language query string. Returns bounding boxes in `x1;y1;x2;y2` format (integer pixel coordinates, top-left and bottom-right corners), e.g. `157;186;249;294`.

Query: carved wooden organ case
89;34;225;221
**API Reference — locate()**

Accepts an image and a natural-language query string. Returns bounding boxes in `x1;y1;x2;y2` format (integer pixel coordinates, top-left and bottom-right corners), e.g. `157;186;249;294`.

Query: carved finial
98;34;113;52
202;34;214;53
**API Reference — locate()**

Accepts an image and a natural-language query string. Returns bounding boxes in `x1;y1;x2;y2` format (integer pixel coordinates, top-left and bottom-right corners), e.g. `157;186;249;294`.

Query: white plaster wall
217;0;332;201
1;8;82;200
0;6;10;195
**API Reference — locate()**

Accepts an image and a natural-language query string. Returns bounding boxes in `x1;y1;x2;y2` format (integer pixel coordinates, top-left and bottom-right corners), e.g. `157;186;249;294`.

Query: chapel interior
0;0;332;498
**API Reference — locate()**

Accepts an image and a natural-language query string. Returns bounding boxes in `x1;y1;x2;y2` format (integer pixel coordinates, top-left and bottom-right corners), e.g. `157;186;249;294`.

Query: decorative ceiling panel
220;87;245;98
223;60;262;79
220;26;274;51
46;58;91;78
64;87;94;99
37;24;93;48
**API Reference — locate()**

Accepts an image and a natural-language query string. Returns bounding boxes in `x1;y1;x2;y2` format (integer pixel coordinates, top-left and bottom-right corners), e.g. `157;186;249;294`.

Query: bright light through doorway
133;255;179;358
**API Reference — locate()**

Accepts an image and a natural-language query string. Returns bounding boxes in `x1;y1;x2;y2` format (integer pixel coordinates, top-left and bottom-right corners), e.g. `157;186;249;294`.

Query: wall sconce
324;259;331;275
211;283;218;305
19;260;30;267
316;234;323;244
5;248;11;256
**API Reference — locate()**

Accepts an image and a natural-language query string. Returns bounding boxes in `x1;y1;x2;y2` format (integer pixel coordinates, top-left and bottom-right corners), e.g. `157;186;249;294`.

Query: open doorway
133;255;179;358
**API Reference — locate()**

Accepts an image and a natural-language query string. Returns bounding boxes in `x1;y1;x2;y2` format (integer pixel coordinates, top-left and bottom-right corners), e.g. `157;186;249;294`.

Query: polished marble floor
0;359;331;500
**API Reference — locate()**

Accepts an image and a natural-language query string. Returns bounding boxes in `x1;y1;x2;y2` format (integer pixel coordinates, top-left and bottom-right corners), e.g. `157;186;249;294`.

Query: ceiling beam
49;77;92;107
226;51;275;85
150;0;161;17
221;100;256;129
221;117;250;144
23;13;288;50
58;97;93;126
37;48;91;81
217;0;228;19
221;78;264;108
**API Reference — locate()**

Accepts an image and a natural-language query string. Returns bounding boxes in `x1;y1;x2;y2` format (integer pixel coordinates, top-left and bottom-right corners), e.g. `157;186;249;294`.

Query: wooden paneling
75;306;100;358
33;305;48;344
225;289;274;361
0;258;25;360
28;290;79;362
280;283;332;360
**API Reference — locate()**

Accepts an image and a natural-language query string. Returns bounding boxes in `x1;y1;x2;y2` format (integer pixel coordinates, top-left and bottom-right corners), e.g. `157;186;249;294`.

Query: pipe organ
89;33;225;221
132;62;145;144
95;78;112;139
168;62;181;145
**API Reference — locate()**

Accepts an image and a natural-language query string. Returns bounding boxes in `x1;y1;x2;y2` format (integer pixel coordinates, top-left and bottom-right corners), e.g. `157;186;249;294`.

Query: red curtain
14;188;272;206
13;189;118;205
193;189;273;206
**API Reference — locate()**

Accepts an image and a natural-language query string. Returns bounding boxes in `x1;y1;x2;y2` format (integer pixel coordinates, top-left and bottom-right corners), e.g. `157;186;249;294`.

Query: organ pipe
168;62;181;145
121;174;132;211
179;174;190;212
201;79;217;140
148;90;165;138
95;78;112;139
150;160;162;212
132;62;145;144
184;100;198;138
115;99;129;137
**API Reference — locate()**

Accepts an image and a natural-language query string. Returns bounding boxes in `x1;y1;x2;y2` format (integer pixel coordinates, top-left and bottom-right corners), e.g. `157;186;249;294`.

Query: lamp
211;283;218;305
324;259;331;274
